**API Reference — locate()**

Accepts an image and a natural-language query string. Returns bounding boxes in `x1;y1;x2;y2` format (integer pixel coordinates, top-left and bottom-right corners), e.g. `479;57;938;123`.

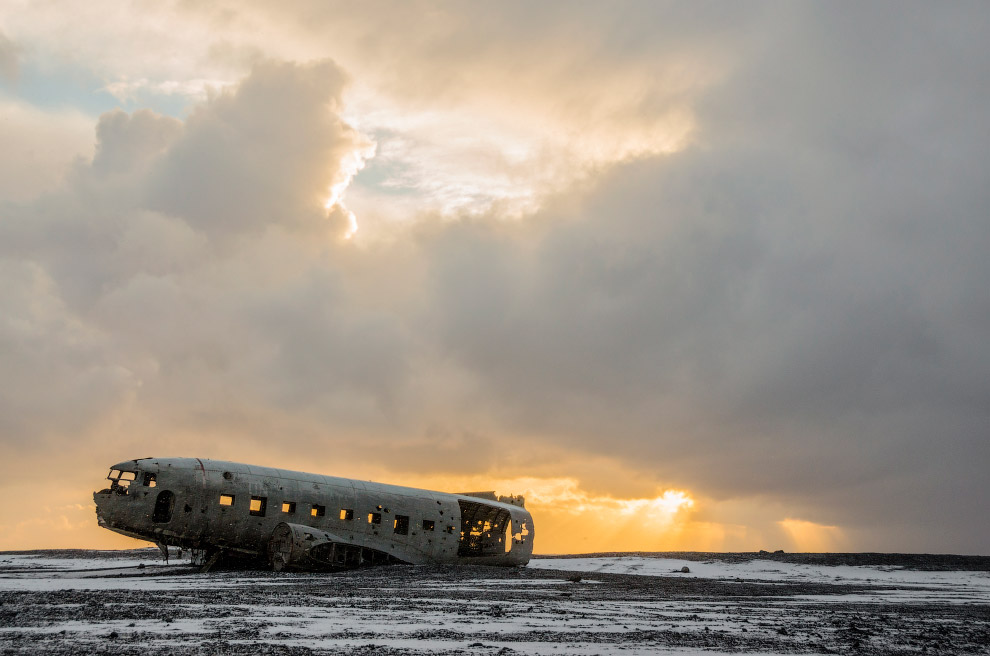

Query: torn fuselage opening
457;500;512;557
267;522;404;572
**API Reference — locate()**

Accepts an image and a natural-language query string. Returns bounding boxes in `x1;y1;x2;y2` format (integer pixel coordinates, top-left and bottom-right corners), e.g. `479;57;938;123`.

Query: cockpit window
143;472;157;487
107;469;137;494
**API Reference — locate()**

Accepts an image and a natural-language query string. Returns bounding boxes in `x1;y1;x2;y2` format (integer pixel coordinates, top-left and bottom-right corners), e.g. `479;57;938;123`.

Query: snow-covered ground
528;556;990;604
2;550;989;654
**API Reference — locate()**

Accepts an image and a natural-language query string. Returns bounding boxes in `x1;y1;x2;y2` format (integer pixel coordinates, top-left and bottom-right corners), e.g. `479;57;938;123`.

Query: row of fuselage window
217;493;450;535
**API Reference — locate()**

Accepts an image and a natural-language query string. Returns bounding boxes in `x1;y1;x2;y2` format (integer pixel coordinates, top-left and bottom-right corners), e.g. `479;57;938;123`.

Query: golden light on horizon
778;518;848;553
0;471;850;556
381;475;703;554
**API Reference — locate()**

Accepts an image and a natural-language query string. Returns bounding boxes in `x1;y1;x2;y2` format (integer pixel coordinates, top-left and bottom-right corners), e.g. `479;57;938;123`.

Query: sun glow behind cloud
324;140;376;239
385;474;705;554
343;97;697;224
6;1;704;235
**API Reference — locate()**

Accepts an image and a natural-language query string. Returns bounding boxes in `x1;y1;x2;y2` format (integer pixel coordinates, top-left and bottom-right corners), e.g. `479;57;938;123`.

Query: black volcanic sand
1;550;989;655
535;551;990;571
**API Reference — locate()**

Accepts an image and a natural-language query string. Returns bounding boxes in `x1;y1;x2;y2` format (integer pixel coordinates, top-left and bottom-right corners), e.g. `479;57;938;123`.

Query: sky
1;1;988;555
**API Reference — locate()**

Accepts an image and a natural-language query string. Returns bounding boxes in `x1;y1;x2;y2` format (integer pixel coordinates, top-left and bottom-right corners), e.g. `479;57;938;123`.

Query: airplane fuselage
94;458;534;570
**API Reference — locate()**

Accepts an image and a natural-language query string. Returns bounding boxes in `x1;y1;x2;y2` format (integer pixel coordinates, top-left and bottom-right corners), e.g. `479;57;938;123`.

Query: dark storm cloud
410;4;990;549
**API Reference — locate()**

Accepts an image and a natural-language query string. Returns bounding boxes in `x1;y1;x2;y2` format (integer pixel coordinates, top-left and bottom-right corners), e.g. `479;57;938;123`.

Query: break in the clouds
1;2;988;554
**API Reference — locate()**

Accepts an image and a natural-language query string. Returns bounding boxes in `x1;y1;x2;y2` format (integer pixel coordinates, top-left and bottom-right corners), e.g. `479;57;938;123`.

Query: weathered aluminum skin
93;457;534;570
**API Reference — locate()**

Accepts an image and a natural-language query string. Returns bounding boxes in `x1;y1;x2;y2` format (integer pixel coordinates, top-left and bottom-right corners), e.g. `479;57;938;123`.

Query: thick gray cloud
404;4;990;550
147;60;363;239
0;30;17;83
0;60;402;449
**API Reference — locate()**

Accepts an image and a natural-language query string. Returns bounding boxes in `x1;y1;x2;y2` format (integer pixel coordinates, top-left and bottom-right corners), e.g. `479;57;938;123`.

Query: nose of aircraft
93;490;110;527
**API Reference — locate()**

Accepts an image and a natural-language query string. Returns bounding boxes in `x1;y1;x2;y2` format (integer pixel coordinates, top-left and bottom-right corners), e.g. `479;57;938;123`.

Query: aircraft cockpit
100;468;157;495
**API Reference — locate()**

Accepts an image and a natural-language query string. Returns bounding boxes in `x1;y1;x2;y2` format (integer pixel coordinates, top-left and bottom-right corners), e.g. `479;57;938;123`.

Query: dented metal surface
93;458;534;571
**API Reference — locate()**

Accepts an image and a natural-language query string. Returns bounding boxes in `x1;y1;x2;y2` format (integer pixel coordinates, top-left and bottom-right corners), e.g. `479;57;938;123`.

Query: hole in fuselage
153;490;175;523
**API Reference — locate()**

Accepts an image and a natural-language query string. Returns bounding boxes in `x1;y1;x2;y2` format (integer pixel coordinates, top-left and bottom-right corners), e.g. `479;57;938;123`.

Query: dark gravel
1;550;988;655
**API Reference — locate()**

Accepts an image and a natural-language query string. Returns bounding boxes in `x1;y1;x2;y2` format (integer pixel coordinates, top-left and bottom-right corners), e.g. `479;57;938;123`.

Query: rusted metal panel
94;457;535;571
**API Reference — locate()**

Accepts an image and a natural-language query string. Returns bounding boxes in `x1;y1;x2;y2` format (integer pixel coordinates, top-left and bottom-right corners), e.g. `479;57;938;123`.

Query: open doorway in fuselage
456;500;512;557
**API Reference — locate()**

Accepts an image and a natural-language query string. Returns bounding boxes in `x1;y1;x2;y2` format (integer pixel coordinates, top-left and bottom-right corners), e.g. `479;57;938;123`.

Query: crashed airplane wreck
94;458;534;572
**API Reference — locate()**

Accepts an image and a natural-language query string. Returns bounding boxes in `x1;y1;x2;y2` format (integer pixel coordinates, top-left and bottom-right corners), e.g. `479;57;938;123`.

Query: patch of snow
527;556;990;604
